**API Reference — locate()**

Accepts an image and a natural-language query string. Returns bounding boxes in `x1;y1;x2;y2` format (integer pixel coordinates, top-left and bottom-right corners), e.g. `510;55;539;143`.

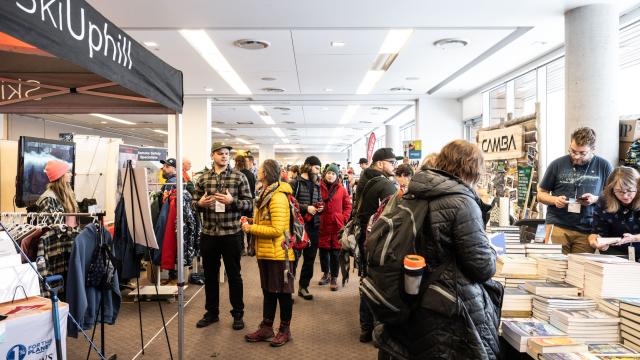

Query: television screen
16;136;76;208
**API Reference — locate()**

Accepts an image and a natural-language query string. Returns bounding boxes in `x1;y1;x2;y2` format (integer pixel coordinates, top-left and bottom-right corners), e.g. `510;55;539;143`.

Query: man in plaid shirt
193;142;253;330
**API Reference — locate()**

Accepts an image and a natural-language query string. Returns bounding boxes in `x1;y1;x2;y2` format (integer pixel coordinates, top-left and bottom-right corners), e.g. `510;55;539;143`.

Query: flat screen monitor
16;136;76;208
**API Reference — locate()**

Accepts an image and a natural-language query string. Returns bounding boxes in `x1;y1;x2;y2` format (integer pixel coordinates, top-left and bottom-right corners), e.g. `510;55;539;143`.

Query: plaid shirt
193;167;253;236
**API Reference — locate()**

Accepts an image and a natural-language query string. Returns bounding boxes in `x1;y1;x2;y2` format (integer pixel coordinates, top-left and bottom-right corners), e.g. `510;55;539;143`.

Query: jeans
360;291;374;331
319;248;340;277
298;229;319;289
201;232;244;317
263;289;293;322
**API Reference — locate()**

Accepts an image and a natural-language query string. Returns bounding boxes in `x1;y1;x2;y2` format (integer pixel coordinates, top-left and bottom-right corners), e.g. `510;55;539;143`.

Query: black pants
200;232;244;317
319;248;340;277
263;289;293;322
298;229;319;289
357;229;374;330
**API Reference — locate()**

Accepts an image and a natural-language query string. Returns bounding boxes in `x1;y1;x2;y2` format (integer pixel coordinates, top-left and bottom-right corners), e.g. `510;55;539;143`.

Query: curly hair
571;127;596;148
434;140;484;186
394;164;414;178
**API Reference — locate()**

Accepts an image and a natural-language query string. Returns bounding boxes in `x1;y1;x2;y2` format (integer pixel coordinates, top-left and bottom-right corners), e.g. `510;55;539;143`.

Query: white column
0;114;6;140
415;96;463;155
259;144;275;163
385;124;401;156
169;98;212;170
565;4;619;164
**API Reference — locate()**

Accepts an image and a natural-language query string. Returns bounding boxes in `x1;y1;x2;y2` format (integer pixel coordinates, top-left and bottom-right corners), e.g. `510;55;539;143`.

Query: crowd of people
33;126;640;358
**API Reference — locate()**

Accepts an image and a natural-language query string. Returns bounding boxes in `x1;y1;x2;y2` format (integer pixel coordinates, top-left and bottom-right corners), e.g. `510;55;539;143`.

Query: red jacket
319;180;352;249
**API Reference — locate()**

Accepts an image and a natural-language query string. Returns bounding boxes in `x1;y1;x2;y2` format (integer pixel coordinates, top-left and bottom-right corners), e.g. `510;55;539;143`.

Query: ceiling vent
233;39;270;50
213;121;225;124
286;128;297;132
359;121;373;124
262;87;285;93
390;87;412;92
433;38;468;49
273;107;291;111
261;77;277;81
281;121;295;124
236;121;254;125
371;106;389;111
258;111;269;116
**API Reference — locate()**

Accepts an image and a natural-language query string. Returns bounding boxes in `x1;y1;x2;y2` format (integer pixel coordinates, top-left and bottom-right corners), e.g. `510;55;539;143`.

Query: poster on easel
117;145;138;200
403;140;422;160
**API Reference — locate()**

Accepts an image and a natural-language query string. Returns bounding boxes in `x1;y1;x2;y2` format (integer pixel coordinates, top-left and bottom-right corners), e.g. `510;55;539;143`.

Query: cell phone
578;195;589;200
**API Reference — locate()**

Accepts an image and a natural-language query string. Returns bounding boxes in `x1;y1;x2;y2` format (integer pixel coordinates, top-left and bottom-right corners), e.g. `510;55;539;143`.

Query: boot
270;321;292;347
245;319;274;342
318;272;330;286
330;276;338;291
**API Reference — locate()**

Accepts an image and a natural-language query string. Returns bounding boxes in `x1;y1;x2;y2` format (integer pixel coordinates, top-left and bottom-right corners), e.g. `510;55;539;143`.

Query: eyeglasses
568;147;592;157
384;159;398;166
614;189;638;196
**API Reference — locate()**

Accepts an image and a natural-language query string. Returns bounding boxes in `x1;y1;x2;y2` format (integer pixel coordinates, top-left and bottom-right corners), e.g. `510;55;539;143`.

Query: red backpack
284;193;310;251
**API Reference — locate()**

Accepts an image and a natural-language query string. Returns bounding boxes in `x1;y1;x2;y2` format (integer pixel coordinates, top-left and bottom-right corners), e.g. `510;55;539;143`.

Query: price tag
629;245;636;262
215;201;225;213
567;199;581;214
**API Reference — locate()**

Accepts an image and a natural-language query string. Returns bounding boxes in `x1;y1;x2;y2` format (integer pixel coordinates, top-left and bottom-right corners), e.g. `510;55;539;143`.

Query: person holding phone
537;127;613;254
193;142;253;330
589;166;640;260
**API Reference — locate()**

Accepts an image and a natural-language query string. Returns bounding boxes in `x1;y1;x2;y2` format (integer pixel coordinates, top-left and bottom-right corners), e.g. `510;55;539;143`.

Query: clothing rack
0;211;111;360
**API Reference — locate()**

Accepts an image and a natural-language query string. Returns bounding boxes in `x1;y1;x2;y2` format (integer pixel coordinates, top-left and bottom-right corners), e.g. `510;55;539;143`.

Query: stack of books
598;298;621;317
526;337;587;359
532;296;597;321
488;226;525;257
550;309;620;343
587;342;640;357
502;320;566;352
566;254;628;289
503;288;534;318
526;243;563;257
536;254;569;282
620;299;640;352
583;258;640;299
497;255;538;276
539;354;595;359
522;281;580;297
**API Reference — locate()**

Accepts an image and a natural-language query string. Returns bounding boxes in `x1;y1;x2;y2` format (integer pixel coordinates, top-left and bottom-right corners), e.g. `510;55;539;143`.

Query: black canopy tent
0;0;187;359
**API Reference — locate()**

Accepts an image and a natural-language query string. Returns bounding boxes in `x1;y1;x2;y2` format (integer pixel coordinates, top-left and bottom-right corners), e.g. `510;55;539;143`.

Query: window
400;121;416;142
464;117;483;142
489;85;507;126
514;70;537;117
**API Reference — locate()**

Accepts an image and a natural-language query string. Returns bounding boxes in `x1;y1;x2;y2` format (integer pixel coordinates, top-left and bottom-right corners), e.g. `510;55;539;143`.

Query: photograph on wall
15;136;76;208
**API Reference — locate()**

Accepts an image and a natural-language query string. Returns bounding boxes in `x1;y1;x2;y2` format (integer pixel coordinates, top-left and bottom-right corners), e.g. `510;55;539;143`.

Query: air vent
258;111;269;116
371;106;389;111
359;121;373;124
213;121;224;125
433;38;468;49
233;39;271;50
285;128;297;132
261;77;277;81
405;76;420;81
236;121;254;125
227;128;237;131
273;107;291;111
390;87;412;92
262;87;285;93
281;121;295;124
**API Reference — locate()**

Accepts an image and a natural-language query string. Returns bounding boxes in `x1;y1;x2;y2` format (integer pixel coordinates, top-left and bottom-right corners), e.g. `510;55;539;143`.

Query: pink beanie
44;160;71;182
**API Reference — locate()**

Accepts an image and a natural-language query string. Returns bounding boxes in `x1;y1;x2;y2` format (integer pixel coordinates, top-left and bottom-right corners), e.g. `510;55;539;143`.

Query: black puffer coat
384;169;502;360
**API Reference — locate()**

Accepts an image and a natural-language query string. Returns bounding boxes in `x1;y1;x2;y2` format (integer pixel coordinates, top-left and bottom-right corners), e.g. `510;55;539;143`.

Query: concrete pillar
385;124;401;156
169;98;212;170
415;97;426;144
565;4;619;164
259;144;275;163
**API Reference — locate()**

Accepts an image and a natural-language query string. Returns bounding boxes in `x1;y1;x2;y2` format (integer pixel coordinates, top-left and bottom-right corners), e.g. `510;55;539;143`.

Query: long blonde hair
601;166;640;213
48;177;78;213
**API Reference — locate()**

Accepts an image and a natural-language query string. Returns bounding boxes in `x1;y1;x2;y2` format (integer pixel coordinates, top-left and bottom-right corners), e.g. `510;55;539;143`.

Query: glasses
568;147;592;157
614;189;638;196
384;159;397;166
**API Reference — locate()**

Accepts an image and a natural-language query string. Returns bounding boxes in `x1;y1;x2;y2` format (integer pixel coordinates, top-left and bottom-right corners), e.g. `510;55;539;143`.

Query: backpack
338;176;385;253
359;193;431;325
284;193;309;251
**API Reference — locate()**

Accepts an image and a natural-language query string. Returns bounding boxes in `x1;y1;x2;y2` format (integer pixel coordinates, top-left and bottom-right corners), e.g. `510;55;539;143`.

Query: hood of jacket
408;169;476;201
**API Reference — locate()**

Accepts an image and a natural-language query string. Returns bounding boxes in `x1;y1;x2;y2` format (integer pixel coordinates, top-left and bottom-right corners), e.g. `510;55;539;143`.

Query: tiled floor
66;255;378;359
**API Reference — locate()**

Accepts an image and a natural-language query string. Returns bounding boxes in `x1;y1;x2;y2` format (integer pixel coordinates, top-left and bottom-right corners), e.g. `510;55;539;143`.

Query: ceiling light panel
90;113;135;125
356;70;385;94
378;29;414;54
153;129;169;135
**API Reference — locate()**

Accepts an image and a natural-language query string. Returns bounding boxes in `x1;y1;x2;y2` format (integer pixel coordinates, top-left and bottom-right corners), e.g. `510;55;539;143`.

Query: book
502;320;566;352
523;281;580;297
621;310;640;325
597;237;622;246
532;296;597;321
497;255;538;277
550;309;620;343
587;342;640;356
620;299;640;315
599;298;621;317
527;337;587;356
540;353;596;360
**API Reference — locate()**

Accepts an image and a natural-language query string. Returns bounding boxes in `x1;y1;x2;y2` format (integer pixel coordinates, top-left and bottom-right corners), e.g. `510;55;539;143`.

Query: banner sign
478;125;525;160
366;133;376;163
517;165;533;207
137;147;167;162
403;140;422;160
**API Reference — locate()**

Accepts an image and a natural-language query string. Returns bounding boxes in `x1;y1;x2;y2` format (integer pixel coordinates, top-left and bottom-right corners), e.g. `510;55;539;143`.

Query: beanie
325;164;340;175
44;159;71;182
304;156;322;167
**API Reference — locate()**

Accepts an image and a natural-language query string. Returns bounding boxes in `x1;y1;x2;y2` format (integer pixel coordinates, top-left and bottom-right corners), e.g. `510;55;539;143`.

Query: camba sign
478;125;524;160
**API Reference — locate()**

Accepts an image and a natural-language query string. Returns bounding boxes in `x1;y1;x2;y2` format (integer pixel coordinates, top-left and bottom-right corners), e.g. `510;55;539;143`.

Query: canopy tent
0;0;187;359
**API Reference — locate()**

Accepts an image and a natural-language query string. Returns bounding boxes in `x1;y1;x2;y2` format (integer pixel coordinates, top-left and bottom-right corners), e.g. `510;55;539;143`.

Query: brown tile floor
66;255;377;359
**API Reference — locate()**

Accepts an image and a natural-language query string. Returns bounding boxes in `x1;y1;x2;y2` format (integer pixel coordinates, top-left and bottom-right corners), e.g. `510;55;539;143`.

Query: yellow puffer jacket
248;182;295;261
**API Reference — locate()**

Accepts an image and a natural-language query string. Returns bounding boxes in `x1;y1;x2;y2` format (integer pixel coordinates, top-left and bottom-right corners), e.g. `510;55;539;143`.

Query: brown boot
330;276;338;291
270;321;292;347
245;319;274;342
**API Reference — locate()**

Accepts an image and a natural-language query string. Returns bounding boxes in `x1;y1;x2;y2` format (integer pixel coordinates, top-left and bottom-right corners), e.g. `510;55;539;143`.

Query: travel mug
403;255;426;295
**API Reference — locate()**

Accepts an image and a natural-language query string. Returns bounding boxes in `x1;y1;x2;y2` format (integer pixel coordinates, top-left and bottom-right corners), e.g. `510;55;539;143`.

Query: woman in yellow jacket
242;159;295;347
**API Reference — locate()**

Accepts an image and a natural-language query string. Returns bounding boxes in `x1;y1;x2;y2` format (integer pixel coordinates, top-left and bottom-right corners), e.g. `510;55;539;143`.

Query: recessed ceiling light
143;41;158;47
236;137;251;145
234;39;270;50
262;87;285;93
405;76;420;81
324;88;333;92
331;41;345;47
261;77;277;81
321;107;329;111
204;87;214;92
90;113;135;125
390;86;412;92
273;107;291;111
433;38;468;49
100;121;107;124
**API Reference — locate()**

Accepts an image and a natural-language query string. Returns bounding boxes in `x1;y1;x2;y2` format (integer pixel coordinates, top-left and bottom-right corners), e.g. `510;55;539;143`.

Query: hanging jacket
152;199;170;265
113;196;139;280
382;169;501;360
161;195;178;270
66;224;121;338
319;180;352;249
248;182;295;261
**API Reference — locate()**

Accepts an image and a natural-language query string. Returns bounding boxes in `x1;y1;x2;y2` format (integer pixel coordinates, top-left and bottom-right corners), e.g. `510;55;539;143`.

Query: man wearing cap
160;158;196;195
193;142;253;330
291;156;323;300
358;158;369;172
354;148;398;343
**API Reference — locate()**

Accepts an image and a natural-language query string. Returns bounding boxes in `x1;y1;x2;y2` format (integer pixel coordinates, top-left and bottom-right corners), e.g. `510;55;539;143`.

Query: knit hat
44;159;71;182
325;164;340;175
304;156;322;167
371;148;397;163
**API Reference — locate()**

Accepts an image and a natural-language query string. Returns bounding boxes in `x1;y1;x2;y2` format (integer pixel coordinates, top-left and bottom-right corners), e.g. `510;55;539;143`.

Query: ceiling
39;0;640;154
